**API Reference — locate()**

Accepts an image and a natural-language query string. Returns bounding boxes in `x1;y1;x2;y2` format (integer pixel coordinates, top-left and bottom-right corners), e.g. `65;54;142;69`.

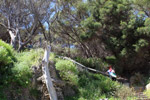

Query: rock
146;83;150;90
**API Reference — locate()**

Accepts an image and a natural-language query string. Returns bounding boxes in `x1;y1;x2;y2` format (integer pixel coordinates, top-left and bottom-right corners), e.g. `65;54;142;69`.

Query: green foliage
117;4;126;12
133;39;149;52
134;0;150;18
0;40;16;86
0;40;15;66
145;18;150;26
75;57;108;71
30;88;41;98
65;72;134;100
76;1;88;17
78;0;150;74
0;49;43;99
0;86;6;100
78;73;117;98
49;53;56;61
0;47;13;66
114;85;135;99
55;60;79;85
144;89;150;98
11;49;43;87
53;57;134;100
105;56;117;65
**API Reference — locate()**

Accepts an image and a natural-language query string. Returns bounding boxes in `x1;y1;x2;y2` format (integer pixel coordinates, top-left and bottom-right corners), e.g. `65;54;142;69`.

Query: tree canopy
0;0;150;75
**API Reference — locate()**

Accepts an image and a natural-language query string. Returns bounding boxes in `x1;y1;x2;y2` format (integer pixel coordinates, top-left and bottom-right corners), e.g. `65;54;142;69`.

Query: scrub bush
0;40;15;84
55;60;79;85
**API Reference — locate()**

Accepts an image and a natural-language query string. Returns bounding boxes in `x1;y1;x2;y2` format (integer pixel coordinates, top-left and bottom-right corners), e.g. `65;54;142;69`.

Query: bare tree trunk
42;44;57;100
17;31;22;50
8;30;17;48
68;37;70;57
7;18;17;49
0;20;18;49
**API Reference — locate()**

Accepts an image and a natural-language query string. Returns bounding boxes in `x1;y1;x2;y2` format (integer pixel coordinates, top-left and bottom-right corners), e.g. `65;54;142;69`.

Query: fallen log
59;56;109;77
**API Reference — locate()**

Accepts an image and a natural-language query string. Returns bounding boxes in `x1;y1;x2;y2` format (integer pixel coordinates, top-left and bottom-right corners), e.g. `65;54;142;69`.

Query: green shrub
0;47;43;99
144;90;150;98
12;49;43;87
75;57;108;71
0;47;13;66
64;71;135;100
49;53;56;61
114;85;135;99
0;40;16;84
55;60;79;85
30;88;41;98
0;40;15;66
0;40;16;99
105;56;117;65
77;72;119;99
0;86;6;100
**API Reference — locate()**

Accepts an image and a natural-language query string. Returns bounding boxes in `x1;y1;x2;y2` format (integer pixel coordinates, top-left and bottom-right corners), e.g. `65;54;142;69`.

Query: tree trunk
0;20;18;49
42;45;57;100
8;29;17;49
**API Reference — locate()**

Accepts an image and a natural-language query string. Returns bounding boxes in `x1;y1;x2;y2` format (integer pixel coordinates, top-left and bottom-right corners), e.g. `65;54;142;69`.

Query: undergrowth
64;72;126;100
64;71;135;100
0;40;135;100
75;57;108;71
54;57;135;100
55;59;79;85
11;49;43;87
0;40;43;99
